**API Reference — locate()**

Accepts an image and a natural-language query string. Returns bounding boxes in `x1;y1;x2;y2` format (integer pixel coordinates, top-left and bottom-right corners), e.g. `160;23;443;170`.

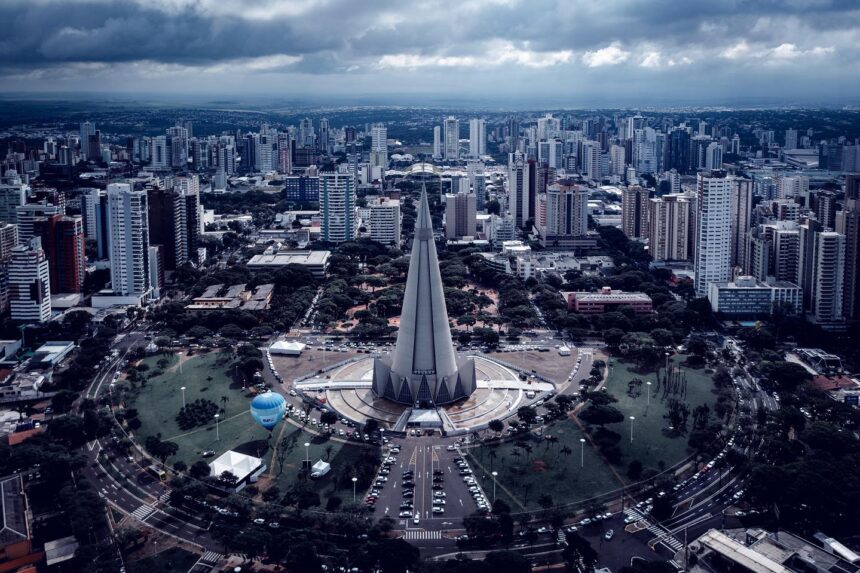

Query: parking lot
365;442;488;530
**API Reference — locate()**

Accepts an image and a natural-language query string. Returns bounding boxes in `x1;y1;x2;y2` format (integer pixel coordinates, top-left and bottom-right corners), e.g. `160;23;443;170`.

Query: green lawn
469;354;718;511
468;419;620;512
267;423;379;508
127;547;199;573
128;350;270;467
126;349;376;508
601;354;718;473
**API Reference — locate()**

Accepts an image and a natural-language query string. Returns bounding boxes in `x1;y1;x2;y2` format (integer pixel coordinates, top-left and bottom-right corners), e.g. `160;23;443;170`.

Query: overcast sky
1;0;858;106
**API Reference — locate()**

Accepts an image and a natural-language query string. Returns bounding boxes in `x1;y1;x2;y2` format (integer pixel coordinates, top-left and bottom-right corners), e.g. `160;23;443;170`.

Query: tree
538;493;554;509
377;539;421;573
489;419;505;434
189;460;212;479
517;406;538;426
579;404;625;427
761;361;812;391
485;551;531;573
320;411;338;426
627;460;643;480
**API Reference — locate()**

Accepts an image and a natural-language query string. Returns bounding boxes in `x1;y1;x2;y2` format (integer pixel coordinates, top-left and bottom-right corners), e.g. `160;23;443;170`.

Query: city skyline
1;0;860;105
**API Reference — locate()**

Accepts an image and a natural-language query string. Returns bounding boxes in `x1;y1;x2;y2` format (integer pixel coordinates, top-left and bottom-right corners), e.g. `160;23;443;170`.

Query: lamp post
304;442;310;469
491;471;498;502
579;438;586;467
629;416;635;443
665;352;671;380
214;413;220;441
646;381;651;406
180;386;186;408
352;476;358;503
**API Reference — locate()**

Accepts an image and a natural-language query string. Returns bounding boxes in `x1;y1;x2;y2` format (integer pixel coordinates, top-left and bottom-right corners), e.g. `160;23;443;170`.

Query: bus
147;465;167;481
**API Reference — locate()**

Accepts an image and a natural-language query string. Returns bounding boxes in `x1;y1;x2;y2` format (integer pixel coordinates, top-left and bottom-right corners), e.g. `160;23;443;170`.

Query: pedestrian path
131;504;155;521
624;509;683;551
402;529;442;540
200;551;223;564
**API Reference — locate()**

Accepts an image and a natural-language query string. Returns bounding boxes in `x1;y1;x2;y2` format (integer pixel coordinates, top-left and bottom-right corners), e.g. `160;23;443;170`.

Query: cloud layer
0;0;858;104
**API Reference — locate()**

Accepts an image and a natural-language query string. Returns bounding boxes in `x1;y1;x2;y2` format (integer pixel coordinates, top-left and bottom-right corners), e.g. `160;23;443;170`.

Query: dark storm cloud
0;0;858;101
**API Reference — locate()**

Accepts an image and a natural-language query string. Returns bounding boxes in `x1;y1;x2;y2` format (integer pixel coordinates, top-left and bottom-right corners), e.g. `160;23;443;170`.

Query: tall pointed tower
372;186;475;405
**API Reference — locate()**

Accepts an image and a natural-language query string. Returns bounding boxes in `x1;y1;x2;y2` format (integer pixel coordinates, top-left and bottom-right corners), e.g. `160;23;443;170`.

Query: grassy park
470;354;720;510
123;349;377;510
468;419;619;512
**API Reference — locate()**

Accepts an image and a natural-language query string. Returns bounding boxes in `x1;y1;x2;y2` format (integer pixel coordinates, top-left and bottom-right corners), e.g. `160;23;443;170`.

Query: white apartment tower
107;183;151;298
649;193;694;262
810;231;846;327
9;237;51;323
694;171;733;297
443;117;460;161
469;119;486;158
445;192;477;239
320;173;356;243
433;126;442;160
369;198;401;245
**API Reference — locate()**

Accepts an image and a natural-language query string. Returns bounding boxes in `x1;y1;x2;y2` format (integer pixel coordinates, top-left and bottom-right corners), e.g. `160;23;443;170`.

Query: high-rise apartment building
369;198;401;245
107;183;151;298
621;185;650;239
469;119;486;158
80;121;95;161
729;176;753;271
370;122;388;168
694;171;733;297
0;177;27;224
320;173;356;243
34;215;85;294
0;223;18;261
148;186;186;271
445;192;477;240
443;117;460;161
433;126;442;160
809;231;845;328
9;237;51;323
785;128;798;150
16;204;59;245
80;188;110;259
648;193;694;262
508;152;530;229
537;180;589;249
151;136;169;170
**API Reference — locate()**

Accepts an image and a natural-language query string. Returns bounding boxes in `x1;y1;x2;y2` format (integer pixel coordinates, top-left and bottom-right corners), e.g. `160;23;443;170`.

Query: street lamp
646;381;651;406
491;471;498;502
352;476;358;503
214;413;220;441
304;442;310;468
579;438;586;467
180;386;186;408
629;416;635;443
665;352;671;379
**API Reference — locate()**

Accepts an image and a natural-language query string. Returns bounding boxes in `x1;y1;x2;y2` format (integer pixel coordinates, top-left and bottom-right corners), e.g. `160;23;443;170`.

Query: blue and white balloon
250;392;287;431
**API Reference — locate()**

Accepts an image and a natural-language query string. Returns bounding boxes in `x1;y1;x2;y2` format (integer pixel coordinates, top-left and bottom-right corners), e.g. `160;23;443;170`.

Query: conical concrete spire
372;183;475;405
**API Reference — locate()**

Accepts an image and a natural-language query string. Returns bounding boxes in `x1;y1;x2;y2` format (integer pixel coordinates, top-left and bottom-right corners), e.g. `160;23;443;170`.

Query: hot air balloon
250;392;287;431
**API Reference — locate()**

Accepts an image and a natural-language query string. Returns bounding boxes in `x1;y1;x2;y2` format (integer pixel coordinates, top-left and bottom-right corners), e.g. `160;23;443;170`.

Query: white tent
558;346;571;356
310;460;331;478
209;450;265;485
269;340;306;356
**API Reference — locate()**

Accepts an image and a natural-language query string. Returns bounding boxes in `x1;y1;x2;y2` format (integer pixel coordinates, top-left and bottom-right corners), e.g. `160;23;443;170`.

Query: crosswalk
158;492;171;504
200;551;223;565
624;509;684;551
402;529;442;540
131;504;155;521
